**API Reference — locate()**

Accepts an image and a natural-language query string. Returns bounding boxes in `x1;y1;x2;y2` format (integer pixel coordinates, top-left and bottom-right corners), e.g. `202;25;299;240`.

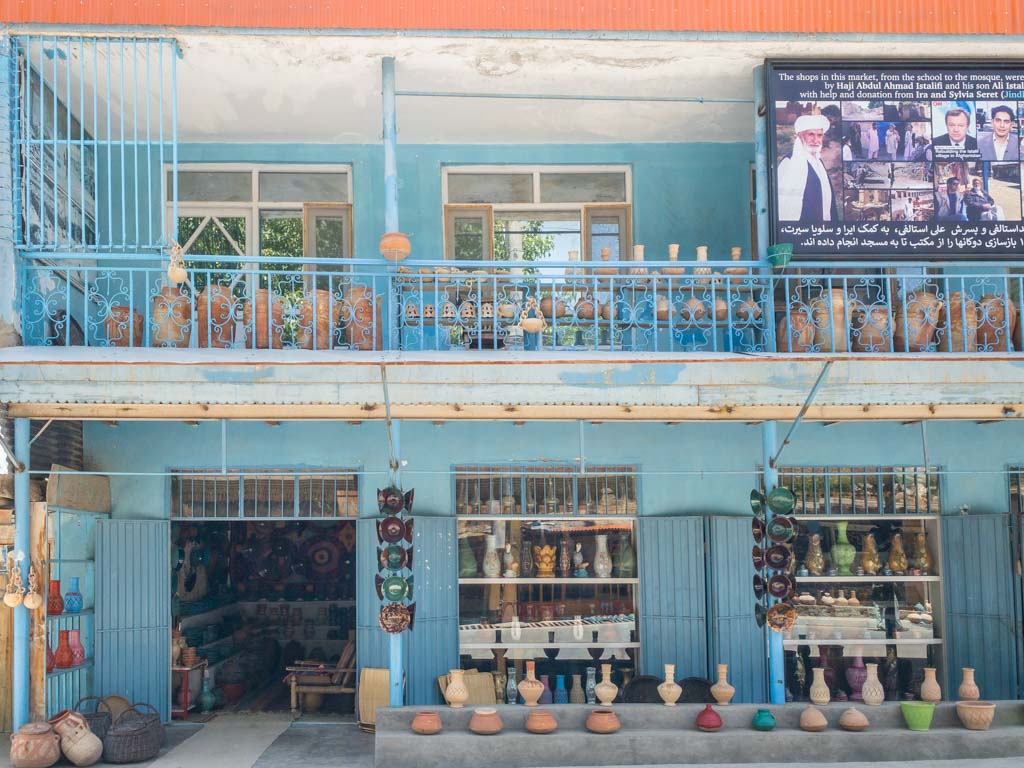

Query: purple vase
538;674;553;705
846;654;867;702
819;649;836;692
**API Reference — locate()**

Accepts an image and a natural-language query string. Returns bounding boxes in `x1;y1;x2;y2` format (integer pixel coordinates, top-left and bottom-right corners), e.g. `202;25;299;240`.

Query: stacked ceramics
376;486;415;639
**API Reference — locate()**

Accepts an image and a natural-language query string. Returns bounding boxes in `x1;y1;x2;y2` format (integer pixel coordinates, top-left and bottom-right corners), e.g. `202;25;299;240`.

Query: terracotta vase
540;296;567;319
585;708;620;734
297;289;344;350
344;283;382;351
444;669;470;708
410;711;442;735
810;288;849;352
595;663;618;706
46;641;55;674
958;667;980;701
839;707;869;732
9;723;61;768
575;296;597;320
940;292;979;352
47;580;64;616
104;305;144;347
197;285;235;348
379;232;412;262
59;725;103;767
809;667;830;706
777;308;814;352
468;708;503;736
851;305;892;352
710;663;735;705
861;663;885;706
151;285;192;348
242;289;285;349
525;709;558;734
679;295;707;324
658;663;682;706
977;294;1017;351
696;703;723;732
518;661;544;707
69;629;86;667
800;705;828;732
53;630;74;669
893;292;942;352
920;667;942;703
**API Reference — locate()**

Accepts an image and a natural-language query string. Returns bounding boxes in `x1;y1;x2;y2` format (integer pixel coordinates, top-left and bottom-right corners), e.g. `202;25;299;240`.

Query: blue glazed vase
553;674;569;704
63;577;83;614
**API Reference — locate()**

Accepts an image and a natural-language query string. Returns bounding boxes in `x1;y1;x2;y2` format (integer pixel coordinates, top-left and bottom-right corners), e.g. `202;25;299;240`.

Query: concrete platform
374;702;1024;768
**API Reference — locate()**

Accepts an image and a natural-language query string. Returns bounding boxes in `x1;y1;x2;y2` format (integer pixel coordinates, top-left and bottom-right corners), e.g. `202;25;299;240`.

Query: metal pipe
13;418;31;729
395;89;752;104
28;419;53;445
770;361;833;468
382;57;398;234
760;420;785;704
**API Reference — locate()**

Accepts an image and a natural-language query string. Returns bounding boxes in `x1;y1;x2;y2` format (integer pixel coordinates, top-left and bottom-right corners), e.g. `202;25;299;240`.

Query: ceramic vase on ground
956;701;996;731
199;675;216;713
831;522;856;576
593;535;613;578
920;667;942;703
525;709;558;734
469;708;503;735
595;663;618;706
62;577;83;614
810;668;830;706
861;663;885;706
586;709;620;734
894;292;942;352
846;655;867;702
584;666;598;705
777;308;815;352
47;580;63;616
538;675;553;705
553;675;569;704
941;292;979;352
658;664;682;706
958;668;980;701
505;665;518;704
752;708;776;731
9;723;61;768
60;724;103;767
800;705;828;732
696;704;722;732
839;708;869;732
242;289;285;349
445;669;470;708
711;663;735;705
411;711;442;736
570;674;586;704
977;294;1018;350
54;630;74;669
197;285;234;348
68;630;86;667
481;535;501;578
103;306;143;347
518;661;544;707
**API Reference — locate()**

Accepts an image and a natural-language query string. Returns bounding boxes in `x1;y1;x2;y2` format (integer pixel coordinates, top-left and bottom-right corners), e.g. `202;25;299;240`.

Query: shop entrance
170;471;358;718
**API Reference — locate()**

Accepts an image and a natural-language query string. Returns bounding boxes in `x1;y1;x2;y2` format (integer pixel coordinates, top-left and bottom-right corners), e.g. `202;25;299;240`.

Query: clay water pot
297;289;343;350
777;309;814;352
810;288;849;352
525;709;558;734
60;725;103;767
956;701;996;731
444;669;470;708
977;294;1017;350
940;292;979;352
657;663;682;706
197;285;235;348
104;306;144;347
540;296;567;318
958;667;980;701
468;708;502;735
710;663;735;705
53;631;74;669
695;703;723;732
411;711;442;735
655;295;671;321
47;580;63;616
679;296;707;324
713;296;729;322
851;306;892;352
839;707;869;732
736;297;762;322
594;663;618;706
518;661;545;707
893;292;941;352
344;284;382;350
575;296;597;320
379;232;412;262
585;708;620;734
242;289;285;349
47;709;89;738
919;667;942;703
151;286;192;347
9;723;61;768
800;705;828;732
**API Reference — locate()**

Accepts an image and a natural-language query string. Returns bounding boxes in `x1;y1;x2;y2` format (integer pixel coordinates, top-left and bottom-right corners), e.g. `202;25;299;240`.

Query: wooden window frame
444;203;495;261
582;203;632;262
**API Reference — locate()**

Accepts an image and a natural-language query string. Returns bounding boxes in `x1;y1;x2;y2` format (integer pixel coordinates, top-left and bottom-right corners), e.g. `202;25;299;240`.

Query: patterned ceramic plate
767;487;796;516
766;602;798;633
766;516;796;543
765;544;793;571
752;517;765;543
753;573;766;600
767;572;797;600
378;516;407;544
750;489;767;520
752;545;765;571
378;603;413;634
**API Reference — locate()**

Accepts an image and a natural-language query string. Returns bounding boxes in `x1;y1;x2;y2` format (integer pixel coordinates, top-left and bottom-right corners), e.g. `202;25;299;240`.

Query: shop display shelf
782;638;943;648
48;660;93;678
796;575;940;583
793;514;940;521
459;641;641;650
457;515;636;523
46;609;94;621
459;577;639;585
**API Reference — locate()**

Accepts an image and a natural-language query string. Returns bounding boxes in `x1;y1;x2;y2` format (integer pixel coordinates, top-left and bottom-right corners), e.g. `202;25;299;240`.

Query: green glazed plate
750;489;766;519
381;575;410;602
766;487;796;515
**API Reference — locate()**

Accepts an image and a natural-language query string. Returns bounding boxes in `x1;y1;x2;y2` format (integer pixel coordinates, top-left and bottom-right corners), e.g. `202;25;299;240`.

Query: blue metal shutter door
638;516;707;679
356;517;390;672
95;520;171;721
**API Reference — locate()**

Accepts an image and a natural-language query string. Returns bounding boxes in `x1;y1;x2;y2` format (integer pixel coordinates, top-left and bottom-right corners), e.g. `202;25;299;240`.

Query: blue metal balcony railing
18;255;1024;355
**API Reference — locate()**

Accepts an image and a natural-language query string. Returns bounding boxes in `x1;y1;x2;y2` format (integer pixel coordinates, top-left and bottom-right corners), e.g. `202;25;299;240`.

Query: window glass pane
589;214;623;260
177;215;246;292
260;210;303;264
494;211;579;264
451;214;486;261
173;171;252;202
539;172;627;203
315;217;346;259
259;172;349;203
447;173;534;204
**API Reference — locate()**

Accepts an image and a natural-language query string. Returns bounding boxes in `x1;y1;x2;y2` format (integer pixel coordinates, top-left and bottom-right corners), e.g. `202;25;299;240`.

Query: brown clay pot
736;297;762;322
540;296;567;318
810;288;849;352
585;708;621;734
297;289;344;350
47;709;89;738
344;284;382;351
468;708;503;735
9;723;61;768
575;296;597;320
410;711;443;735
893;292;942;352
242;289;285;349
197;285;235;348
940;292;979;352
777;309;814;352
104;305;144;347
977;294;1018;351
525;709;558;734
151;286;192;348
713;296;729;322
851;305;892;352
678;296;707;324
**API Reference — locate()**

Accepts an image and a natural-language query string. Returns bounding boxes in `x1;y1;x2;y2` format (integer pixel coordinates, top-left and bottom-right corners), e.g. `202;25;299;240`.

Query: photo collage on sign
774;99;1023;224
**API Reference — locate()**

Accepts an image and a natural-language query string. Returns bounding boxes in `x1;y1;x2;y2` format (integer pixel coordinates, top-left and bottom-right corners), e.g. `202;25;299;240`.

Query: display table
171;659;208;720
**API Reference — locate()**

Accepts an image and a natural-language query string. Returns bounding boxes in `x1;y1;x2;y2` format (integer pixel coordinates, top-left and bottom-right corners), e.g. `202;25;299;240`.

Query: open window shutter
583;204;631;262
638;516;707;679
95;520;171;721
707;515;766;703
356;518;390;672
406;516;458;705
444;204;494;261
942;513;1017;699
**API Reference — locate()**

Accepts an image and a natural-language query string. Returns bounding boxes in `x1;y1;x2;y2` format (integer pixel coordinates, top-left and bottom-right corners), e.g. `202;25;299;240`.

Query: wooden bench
285;637;355;717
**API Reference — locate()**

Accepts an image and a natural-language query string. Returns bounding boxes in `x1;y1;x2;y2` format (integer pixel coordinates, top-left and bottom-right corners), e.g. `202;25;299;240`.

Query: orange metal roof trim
2;0;1022;35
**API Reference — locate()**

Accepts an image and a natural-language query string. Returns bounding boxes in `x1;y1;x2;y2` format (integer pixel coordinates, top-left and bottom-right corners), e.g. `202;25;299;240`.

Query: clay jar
800;705;828;733
657;663;682;706
585;708;620;734
344;283;382;351
9;723;61;768
695;703;723;732
297;289;344;350
956;701;996;731
809;667;830;706
851;305;892;352
940;292;979;352
861;663;885;706
59;725;103;767
410;711;443;735
48;709;89;738
47;580;63;616
468;708;502;735
595;663;618;706
104;306;144;347
151;285;192;348
525;709;558;734
197;285;235;348
518;660;545;707
540;295;567;319
777;309;814;352
810;288;849;352
242;289;285;349
958;667;980;701
977;294;1017;350
893;292;942;352
839;707;869;732
444;669;470;708
53;630;74;669
920;667;942;703
710;663;735;706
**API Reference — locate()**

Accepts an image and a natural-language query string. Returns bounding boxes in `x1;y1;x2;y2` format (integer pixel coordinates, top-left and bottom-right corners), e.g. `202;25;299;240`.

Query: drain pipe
13;418;30;729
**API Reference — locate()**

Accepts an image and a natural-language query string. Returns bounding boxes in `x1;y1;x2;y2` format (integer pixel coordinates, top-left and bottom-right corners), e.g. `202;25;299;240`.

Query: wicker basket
74;696;112;741
101;704;163;764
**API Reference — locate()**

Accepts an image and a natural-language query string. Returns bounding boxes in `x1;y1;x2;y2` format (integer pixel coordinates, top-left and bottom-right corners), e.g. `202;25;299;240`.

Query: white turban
794;114;830;133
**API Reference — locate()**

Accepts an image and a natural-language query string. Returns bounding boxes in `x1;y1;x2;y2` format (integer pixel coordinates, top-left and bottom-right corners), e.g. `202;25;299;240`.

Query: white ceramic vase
861;663;885;706
810;667;831;706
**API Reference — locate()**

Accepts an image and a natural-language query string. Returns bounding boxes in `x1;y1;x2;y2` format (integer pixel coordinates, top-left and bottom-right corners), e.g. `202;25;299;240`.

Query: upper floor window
441;166;631;265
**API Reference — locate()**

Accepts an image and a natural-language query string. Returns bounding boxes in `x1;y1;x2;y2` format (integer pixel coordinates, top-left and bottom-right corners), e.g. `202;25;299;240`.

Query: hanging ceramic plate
754;601;767;628
766;516;796;543
765;544;793;571
378;516;407;544
380;544;408;572
752;545;765;571
378;603;412;634
767;572;797;600
749;489;766;520
753;573;766;600
767;487;796;516
766;602;798;633
381;575;411;602
752;518;765;543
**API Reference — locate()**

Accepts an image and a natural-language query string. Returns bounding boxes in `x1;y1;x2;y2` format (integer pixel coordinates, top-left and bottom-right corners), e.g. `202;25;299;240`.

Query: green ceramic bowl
900;701;935;731
767;243;793;268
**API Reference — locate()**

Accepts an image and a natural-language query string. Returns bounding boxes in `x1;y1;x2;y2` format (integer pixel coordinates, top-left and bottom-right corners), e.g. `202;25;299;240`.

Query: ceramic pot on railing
940;292;979;352
575;295;597;320
151;285;192;348
297;289;344;350
343;283;381;351
540;295;567;319
893;292;942;352
977;294;1018;351
809;288;849;352
850;304;892;352
197;285;235;348
104;305;144;348
776;308;814;352
242;289;285;349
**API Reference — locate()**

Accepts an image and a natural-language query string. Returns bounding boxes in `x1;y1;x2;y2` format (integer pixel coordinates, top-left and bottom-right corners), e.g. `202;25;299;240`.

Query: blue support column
13;418;31;729
761;421;785;704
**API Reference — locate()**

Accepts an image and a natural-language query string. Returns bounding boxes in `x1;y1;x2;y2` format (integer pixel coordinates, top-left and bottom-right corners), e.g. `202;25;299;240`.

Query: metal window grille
768;465;941;516
453;464;638;516
170;470;358;520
